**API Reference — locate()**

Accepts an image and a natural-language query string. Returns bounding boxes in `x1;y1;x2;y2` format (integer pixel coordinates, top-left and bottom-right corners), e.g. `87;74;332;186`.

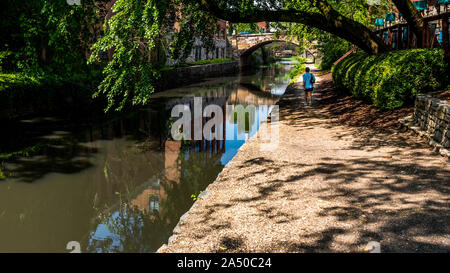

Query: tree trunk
312;0;391;54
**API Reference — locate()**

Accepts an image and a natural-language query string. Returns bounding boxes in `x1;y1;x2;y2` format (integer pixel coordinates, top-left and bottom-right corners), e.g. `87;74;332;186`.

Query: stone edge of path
156;187;213;252
399;115;450;158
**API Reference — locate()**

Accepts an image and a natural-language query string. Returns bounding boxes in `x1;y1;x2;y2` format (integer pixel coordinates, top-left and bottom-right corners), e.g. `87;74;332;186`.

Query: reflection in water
0;61;292;252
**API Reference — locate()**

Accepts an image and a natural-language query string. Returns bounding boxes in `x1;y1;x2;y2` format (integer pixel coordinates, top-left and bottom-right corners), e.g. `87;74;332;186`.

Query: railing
375;11;450;57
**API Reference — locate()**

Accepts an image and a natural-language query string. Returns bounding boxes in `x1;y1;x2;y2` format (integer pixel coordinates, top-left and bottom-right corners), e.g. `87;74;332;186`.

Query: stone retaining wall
158;61;239;91
414;94;450;148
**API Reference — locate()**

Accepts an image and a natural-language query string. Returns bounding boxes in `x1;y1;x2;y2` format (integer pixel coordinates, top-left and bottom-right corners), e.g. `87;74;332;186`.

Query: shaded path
159;69;450;253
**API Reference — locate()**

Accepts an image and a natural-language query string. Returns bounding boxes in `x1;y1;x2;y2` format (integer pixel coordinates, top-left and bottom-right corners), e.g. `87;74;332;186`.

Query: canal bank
0;60;293;252
0;61;239;120
158;69;450;253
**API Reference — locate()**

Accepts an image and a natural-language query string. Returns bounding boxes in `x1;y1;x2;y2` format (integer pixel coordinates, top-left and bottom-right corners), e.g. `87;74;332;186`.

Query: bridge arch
240;39;299;57
229;33;316;67
240;39;300;67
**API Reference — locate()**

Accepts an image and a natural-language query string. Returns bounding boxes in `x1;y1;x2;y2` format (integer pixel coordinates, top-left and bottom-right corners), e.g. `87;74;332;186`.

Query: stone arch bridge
227;33;318;67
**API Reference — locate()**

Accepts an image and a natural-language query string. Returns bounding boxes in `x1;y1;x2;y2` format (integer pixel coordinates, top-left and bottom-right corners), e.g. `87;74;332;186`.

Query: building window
151;179;160;189
216;47;220;58
149;195;159;214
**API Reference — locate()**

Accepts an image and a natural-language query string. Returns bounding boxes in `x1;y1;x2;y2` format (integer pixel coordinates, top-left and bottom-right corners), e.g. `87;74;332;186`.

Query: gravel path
159;69;450;253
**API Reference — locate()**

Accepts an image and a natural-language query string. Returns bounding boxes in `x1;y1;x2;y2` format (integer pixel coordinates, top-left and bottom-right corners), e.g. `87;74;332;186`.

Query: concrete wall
158;61;239;91
414;94;450;148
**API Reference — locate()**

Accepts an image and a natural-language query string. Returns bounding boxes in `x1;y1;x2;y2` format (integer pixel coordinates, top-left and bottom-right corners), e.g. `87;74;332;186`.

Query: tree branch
192;0;390;54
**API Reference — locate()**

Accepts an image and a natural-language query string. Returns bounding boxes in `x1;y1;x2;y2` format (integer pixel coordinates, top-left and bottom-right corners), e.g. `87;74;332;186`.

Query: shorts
305;88;313;92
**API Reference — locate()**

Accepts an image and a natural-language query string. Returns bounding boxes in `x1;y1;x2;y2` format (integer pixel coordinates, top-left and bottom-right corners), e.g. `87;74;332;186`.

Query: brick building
168;19;230;65
374;0;450;45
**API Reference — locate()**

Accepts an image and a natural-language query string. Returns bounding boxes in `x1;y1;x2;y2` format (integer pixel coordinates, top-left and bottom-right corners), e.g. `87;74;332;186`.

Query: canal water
0;61;293;252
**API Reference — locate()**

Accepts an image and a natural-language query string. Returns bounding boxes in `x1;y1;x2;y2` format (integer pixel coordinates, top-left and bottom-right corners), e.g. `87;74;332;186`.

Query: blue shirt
302;72;316;89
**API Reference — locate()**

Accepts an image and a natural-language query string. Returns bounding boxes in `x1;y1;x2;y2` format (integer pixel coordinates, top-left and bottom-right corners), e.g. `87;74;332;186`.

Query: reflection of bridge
227;33;318;66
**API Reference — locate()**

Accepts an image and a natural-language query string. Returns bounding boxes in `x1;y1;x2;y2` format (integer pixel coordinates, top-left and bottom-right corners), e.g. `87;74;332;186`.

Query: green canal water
0;61;293;252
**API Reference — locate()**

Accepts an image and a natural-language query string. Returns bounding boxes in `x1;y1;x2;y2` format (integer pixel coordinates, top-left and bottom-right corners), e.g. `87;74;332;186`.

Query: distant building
257;22;269;33
167;19;230;65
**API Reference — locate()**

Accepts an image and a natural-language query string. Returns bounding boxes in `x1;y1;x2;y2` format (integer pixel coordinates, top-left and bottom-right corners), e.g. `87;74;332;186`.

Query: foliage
0;0;100;76
0;73;99;119
0;51;14;73
281;1;373;71
89;194;170;253
168;1;219;61
1;0;430;112
231;23;264;34
88;0;171;111
185;58;233;66
315;34;353;70
89;0;219;111
0;0;103;119
288;56;307;80
162;58;233;71
0;142;47;161
332;49;448;109
0;74;44;92
190;191;203;201
87;0;414;111
86;136;223;252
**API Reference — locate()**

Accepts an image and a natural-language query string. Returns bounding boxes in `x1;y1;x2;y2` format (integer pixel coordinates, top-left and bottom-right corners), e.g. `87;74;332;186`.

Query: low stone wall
414;94;450;148
158;61;239;91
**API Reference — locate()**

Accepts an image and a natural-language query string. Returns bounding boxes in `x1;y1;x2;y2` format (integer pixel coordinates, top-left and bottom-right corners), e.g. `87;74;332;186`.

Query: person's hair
305;67;310;72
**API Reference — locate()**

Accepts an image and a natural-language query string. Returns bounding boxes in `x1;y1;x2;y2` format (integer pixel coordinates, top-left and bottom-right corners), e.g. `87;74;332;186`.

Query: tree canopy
0;0;101;75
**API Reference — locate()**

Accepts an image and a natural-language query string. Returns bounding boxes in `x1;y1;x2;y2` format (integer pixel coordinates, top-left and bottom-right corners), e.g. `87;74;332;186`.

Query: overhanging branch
192;0;390;54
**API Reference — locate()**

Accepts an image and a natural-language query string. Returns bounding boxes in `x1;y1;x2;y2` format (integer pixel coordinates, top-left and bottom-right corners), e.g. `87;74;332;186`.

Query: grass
0;73;45;92
288;56;307;84
162;58;234;71
186;58;233;66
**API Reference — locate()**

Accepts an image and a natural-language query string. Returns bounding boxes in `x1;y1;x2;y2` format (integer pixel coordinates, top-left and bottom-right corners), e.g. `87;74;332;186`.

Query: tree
193;0;431;52
0;0;101;75
192;0;382;54
88;0;220;111
3;0;426;111
88;0;433;111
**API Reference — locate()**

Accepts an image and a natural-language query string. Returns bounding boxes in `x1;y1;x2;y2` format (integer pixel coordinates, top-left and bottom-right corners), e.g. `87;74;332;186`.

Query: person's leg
304;90;308;105
309;90;313;104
